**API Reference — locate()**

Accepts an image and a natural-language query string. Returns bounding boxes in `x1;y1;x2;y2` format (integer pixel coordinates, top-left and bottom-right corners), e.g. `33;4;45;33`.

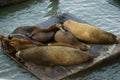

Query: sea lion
9;34;43;45
54;30;90;51
0;35;42;51
62;20;120;44
9;24;61;42
10;37;42;51
29;24;62;42
16;46;92;66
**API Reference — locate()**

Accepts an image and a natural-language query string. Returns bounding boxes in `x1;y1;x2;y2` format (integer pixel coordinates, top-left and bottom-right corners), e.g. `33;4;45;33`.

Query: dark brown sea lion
9;24;61;42
62;20;120;44
54;30;90;51
29;24;62;42
16;46;92;66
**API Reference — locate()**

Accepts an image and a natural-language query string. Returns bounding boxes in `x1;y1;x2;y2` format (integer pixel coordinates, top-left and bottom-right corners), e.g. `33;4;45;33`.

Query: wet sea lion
62;20;120;44
0;35;42;51
54;30;90;51
9;24;61;42
9;34;43;45
16;46;92;66
10;37;42;51
29;24;62;42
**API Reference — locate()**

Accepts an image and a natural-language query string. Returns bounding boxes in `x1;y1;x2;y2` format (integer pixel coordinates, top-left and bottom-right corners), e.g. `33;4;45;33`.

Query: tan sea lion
54;30;90;51
0;34;43;51
62;20;120;44
16;46;93;66
10;37;43;51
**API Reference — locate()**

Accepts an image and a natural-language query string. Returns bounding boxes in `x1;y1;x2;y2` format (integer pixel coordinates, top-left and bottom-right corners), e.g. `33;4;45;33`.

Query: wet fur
63;20;118;44
16;46;92;66
54;30;90;51
9;24;60;42
10;37;42;51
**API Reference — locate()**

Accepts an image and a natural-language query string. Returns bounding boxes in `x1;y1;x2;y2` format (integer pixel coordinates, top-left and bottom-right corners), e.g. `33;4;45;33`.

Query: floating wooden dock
1;13;120;80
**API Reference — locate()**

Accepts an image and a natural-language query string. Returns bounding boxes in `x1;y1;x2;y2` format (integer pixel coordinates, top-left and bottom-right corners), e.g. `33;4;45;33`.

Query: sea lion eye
10;42;16;46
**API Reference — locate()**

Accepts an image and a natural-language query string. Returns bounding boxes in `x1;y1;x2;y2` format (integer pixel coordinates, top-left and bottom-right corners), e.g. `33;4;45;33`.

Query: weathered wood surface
2;13;120;80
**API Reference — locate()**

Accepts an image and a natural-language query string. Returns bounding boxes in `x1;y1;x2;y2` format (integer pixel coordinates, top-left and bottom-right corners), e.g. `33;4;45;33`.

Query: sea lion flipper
48;42;78;49
117;37;120;43
45;66;56;78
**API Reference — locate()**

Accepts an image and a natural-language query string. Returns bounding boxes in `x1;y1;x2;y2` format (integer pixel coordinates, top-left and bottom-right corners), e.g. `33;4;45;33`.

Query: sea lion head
9;38;21;51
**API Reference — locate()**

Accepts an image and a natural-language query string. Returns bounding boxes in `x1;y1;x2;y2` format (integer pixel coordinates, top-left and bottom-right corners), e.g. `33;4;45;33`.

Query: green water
0;0;120;80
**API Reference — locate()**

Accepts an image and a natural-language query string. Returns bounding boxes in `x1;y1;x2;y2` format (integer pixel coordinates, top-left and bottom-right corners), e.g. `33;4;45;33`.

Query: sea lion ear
16;51;21;58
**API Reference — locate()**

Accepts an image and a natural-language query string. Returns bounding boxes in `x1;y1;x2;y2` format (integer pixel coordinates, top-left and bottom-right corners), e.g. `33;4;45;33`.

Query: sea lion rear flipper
45;66;56;78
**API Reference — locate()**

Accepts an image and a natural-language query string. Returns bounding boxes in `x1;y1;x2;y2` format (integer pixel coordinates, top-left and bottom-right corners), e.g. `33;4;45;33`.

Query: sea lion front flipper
48;42;78;49
116;37;120;43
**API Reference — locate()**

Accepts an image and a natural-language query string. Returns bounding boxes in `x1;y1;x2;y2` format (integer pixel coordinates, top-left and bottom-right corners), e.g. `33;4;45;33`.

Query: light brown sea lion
9;24;61;42
16;46;93;66
9;34;43;46
9;37;42;51
54;30;90;51
62;20;120;44
0;34;43;51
